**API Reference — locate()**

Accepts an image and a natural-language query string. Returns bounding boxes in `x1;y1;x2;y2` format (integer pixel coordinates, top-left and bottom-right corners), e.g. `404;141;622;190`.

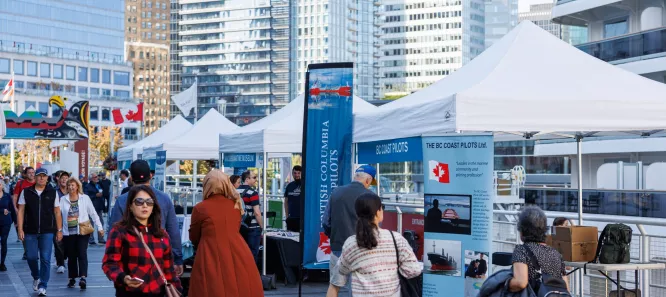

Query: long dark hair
116;185;165;238
355;192;383;249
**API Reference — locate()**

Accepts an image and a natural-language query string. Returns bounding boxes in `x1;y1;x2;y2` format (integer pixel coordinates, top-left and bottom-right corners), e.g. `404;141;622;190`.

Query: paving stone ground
1;222;330;297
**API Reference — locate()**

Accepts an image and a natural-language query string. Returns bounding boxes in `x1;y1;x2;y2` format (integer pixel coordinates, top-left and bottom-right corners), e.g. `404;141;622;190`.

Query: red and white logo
429;160;450;183
316;232;331;262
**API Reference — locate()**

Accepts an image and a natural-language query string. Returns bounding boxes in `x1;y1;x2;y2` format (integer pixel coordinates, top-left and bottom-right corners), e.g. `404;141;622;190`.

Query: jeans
245;228;262;264
25;233;54;289
63;234;90;279
330;250;352;297
0;224;9;264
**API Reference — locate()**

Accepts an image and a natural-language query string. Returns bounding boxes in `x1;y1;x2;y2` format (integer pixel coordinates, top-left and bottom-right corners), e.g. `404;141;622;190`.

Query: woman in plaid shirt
102;185;182;297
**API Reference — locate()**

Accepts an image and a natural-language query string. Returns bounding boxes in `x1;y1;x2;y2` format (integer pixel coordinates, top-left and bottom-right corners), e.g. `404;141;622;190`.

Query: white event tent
144;109;238;160
354;21;666;144
117;115;192;161
219;94;375;154
354;20;666;224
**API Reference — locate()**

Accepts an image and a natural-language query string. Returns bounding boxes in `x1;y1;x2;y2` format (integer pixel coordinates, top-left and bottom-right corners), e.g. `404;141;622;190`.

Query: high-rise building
170;0;182;107
379;0;485;98
125;0;171;136
295;0;381;101
177;0;293;125
0;0;141;144
485;0;518;49
519;4;588;45
552;0;665;83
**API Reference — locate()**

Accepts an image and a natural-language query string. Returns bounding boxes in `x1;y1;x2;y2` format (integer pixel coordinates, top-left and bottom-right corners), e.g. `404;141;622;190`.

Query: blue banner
233;167;248;176
421;135;494;297
357;137;423;164
153;151;167;192
222;153;258;168
301;63;354;269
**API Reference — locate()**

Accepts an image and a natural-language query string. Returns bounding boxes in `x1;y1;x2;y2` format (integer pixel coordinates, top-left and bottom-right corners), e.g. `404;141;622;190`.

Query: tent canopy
219;94;375;153
146;109;238;160
353;21;666;144
117;115;192;161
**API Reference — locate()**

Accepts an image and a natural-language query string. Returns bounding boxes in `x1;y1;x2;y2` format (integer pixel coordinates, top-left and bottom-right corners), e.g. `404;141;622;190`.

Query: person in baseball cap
130;160;151;184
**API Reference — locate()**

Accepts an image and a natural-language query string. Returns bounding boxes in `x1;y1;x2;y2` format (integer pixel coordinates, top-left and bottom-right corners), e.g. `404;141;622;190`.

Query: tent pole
576;135;584;297
262;151;268;275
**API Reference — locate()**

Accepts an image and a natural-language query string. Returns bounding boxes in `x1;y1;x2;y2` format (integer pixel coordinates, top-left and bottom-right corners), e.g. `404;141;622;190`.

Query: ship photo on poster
425;194;472;235
424;239;462;277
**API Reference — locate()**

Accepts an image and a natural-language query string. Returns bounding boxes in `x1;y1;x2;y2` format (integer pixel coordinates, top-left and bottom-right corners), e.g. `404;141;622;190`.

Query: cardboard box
545;235;553;247
551;226;599;262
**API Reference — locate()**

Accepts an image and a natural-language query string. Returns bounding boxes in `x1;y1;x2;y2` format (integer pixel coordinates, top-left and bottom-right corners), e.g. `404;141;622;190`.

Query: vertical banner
301;63;354;269
422;135;493;297
74;139;88;182
154;151;167;192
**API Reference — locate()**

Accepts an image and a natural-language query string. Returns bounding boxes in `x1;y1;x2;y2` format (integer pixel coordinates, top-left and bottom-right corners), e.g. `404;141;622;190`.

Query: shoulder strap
132;226;169;285
522;244;542;271
389;231;401;270
591;225;610;263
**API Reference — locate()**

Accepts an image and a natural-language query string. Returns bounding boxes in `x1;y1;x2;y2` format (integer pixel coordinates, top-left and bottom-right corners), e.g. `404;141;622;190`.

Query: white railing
493;210;666;297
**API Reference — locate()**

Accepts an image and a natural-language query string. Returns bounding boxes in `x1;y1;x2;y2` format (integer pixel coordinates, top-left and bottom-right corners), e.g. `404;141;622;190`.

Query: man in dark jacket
17;168;63;296
322;165;375;297
85;174;106;245
98;172;111;213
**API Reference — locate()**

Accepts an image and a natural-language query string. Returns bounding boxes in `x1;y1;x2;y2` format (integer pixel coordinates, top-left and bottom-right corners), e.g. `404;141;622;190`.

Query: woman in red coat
189;170;263;297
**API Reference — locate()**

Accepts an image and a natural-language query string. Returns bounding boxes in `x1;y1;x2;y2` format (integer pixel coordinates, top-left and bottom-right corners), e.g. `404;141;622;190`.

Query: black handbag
389;231;422;297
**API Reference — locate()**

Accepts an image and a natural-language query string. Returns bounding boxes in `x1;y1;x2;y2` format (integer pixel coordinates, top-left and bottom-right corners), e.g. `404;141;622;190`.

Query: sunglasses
133;197;155;207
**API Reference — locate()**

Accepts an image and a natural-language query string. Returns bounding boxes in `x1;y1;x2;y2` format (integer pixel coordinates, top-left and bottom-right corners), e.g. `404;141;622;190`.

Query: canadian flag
2;78;14;102
316;232;332;262
112;103;143;125
429;160;450;183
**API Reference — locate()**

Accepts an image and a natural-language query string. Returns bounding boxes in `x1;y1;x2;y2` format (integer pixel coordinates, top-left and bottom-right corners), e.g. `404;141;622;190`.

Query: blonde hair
67;177;84;194
203;169;244;215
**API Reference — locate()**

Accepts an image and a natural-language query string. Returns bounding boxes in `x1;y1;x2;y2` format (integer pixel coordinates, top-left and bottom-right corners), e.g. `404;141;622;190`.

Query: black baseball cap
130;160;151;184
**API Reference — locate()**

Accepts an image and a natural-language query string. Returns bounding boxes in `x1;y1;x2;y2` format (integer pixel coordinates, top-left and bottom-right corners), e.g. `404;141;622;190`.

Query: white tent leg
262;151;268;275
576;136;584;297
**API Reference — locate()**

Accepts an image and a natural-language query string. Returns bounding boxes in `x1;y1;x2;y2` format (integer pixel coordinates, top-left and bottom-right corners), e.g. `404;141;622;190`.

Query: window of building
124;128;138;140
604;18;628;38
90;88;100;95
148;22;152;29
148;1;152;8
39;63;50;78
90;68;99;83
66;65;76;80
90;106;99;120
38;102;49;117
102;89;112;97
162;24;167;30
12;60;23;75
114;90;130;98
147;32;152;39
25;101;36;111
78;86;88;95
27;61;37;76
101;107;111;121
114;71;130;85
162;2;166;9
102;70;111;84
53;64;63;79
52;104;62;117
0;59;9;74
78;67;88;81
147;12;152;18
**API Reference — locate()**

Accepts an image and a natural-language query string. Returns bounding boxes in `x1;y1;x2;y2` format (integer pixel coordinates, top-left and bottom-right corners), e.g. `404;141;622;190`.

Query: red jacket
102;225;182;295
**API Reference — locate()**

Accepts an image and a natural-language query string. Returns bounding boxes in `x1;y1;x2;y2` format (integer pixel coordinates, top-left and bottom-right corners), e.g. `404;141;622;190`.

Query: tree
0;151;22;176
179;160;211;176
88;126;123;169
18;140;52;168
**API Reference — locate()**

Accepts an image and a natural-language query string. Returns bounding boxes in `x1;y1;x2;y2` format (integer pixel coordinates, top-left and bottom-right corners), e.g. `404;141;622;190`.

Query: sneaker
79;278;86;290
89;241;96;246
0;264;6;271
67;279;75;288
37;288;46;296
33;279;39;291
56;266;65;274
98;240;106;244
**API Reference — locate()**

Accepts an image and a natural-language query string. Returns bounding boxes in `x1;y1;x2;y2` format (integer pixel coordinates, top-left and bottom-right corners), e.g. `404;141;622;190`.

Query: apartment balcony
181;58;270;67
182;68;271;76
179;25;272;36
179;47;271;57
348;14;358;21
180;3;270;15
347;24;358;32
180;37;271;46
575;27;666;74
374;0;381;6
552;0;636;27
180;14;271;26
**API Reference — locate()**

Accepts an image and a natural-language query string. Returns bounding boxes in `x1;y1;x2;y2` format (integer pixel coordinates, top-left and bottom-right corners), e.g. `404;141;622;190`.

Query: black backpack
523;245;571;297
593;224;632;264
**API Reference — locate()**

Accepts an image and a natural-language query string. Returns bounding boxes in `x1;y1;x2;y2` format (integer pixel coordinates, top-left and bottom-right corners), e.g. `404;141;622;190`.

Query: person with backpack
13;167;35;260
509;206;569;296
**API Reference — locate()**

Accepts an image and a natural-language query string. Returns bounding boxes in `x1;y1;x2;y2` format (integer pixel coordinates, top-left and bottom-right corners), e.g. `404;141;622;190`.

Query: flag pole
192;77;198;198
10;72;15;177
